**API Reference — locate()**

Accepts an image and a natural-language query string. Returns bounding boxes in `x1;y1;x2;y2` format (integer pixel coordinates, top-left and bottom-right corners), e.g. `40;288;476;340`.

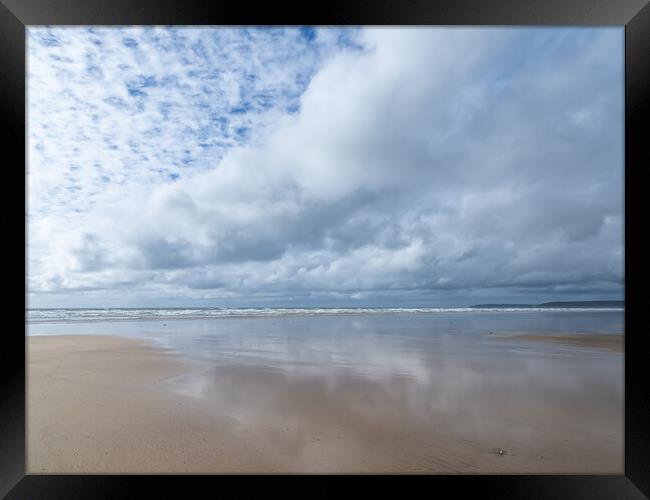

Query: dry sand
28;334;623;474
489;333;623;352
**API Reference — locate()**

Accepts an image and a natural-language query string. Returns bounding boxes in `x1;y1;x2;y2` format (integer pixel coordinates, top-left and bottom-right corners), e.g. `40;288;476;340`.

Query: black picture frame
2;0;648;497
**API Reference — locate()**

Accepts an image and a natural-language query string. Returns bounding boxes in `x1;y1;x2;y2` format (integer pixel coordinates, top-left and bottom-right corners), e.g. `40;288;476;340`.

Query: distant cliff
470;300;624;308
537;301;624;308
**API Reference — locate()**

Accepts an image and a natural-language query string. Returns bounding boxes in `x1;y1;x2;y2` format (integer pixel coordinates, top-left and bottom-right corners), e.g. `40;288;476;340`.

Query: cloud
27;27;624;307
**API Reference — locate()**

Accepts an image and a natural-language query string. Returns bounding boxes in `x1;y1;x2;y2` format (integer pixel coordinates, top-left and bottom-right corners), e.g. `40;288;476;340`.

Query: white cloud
27;27;624;307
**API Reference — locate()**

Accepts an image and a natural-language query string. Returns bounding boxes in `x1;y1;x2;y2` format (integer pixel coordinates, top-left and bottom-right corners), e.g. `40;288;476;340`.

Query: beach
490;333;623;352
24;22;626;479
27;310;624;474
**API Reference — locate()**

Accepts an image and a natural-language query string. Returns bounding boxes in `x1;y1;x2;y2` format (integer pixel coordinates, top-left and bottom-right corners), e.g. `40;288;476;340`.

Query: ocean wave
25;307;624;323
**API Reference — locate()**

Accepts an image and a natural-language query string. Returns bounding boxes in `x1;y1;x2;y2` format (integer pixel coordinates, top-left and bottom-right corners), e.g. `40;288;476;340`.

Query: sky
27;27;624;308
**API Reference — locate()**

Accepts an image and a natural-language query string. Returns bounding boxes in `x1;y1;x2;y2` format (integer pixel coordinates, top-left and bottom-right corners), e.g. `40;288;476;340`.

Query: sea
26;307;624;372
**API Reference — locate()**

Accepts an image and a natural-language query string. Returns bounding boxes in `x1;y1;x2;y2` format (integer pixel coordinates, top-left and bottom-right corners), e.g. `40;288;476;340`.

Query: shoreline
28;333;623;474
26;307;625;326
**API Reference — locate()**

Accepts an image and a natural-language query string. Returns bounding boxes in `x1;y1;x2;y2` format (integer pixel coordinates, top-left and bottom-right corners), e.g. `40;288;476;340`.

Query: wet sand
28;332;623;474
